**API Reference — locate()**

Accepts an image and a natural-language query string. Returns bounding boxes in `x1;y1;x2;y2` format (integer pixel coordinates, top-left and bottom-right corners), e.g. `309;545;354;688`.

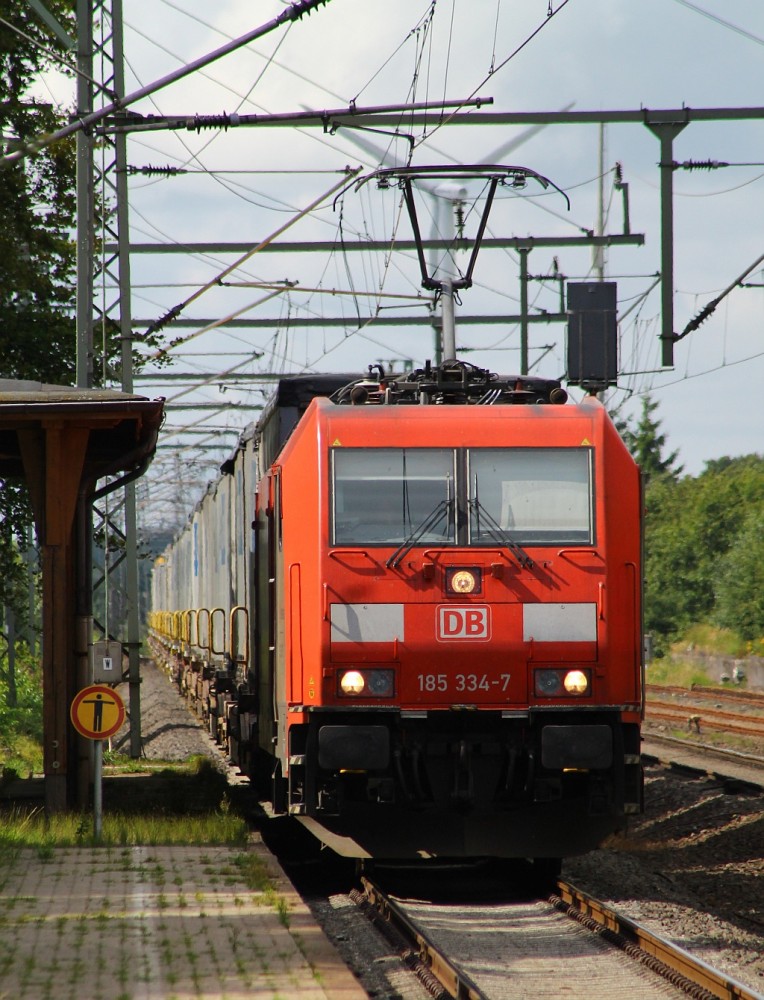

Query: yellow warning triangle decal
581;437;592;446
332;438;342;446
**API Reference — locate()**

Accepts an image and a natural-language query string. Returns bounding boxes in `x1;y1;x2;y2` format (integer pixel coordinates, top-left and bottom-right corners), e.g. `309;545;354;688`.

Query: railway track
645;686;764;741
645;702;764;738
354;873;760;1000
647;686;764;706
642;731;764;788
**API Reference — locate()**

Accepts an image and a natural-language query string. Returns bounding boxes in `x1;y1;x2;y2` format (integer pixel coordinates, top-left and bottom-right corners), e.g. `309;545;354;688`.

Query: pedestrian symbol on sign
83;692;106;732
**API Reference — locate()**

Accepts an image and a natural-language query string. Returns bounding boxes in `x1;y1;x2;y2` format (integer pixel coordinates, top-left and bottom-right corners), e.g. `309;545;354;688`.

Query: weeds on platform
1;755;250;853
0;804;248;851
1;763;248;853
102;754;238;813
232;852;291;927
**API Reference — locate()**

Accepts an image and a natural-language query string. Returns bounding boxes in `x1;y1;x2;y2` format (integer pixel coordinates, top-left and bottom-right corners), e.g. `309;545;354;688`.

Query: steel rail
357;876;488;1000
646;685;764;708
555;880;760;1000
643;731;764;769
645;702;764;738
358;872;760;999
641;735;764;793
647;700;764;720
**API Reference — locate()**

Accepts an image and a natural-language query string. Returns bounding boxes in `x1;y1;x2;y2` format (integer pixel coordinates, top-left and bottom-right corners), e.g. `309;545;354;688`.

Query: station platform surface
0;834;366;1000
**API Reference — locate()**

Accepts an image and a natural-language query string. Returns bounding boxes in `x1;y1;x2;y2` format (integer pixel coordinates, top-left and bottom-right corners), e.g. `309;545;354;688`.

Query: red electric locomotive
240;360;644;864
150;360;643;867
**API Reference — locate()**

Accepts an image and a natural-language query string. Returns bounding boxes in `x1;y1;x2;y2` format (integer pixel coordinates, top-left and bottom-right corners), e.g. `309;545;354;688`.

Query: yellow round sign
70;684;125;740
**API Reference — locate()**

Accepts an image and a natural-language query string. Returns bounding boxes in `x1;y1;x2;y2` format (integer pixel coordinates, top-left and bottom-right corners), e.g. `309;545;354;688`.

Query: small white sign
91;640;123;682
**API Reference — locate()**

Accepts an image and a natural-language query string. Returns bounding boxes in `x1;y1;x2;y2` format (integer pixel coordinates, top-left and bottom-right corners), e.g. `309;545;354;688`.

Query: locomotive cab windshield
332;448;455;545
331;445;595;549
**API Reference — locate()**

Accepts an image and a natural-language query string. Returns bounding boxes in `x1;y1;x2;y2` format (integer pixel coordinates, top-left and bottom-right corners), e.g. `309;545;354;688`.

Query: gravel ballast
117;662;764;998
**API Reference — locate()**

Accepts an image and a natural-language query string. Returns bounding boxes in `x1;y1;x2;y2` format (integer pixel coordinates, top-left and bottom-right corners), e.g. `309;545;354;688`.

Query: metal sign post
93;738;103;840
70;684;126;841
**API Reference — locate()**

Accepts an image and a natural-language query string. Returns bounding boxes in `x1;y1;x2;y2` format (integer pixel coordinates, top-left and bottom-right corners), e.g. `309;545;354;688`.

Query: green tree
0;1;76;622
713;456;764;640
618;394;683;484
0;0;77;384
643;454;764;649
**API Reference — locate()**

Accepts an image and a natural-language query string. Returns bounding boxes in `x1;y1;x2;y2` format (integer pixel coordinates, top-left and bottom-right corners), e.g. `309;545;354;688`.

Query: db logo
437;606;491;641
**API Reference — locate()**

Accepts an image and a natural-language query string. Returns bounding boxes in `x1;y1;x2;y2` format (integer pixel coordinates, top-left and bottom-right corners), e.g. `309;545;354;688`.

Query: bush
678;624;749;658
0;646;43;776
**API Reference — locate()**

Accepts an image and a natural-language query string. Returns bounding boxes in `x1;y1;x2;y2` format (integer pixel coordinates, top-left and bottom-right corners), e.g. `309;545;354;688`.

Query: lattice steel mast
76;0;143;757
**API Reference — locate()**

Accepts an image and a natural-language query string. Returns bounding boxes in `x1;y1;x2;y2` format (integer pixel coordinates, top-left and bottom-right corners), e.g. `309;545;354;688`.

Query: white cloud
40;0;763;519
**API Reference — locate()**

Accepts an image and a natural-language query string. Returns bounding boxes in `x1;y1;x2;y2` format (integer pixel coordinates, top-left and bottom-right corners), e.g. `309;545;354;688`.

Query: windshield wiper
468;497;534;570
386;499;453;569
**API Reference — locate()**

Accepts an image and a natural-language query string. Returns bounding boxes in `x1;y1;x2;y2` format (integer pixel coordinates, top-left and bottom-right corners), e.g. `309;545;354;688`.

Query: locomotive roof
220;362;572;476
332;360;568;407
264;372;363;407
219;372;362;473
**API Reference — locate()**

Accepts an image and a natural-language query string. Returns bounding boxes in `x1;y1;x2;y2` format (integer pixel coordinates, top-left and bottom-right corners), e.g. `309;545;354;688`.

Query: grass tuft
232;853;291;927
0;808;248;849
645;658;713;687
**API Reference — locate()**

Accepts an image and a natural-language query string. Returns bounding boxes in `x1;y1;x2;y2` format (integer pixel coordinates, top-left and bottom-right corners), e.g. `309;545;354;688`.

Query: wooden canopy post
18;423;89;812
0;383;164;813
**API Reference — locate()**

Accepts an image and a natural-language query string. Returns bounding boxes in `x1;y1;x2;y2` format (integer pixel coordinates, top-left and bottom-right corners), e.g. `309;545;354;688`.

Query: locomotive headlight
366;670;395;697
340;670;365;695
451;570;476;593
535;669;563;696
534;668;591;698
446;567;482;595
338;669;395;698
564;669;589;695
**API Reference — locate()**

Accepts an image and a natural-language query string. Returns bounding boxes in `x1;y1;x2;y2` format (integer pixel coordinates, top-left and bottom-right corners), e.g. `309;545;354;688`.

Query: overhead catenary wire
0;13;109;97
220;281;430;301
94;8;536;386
1;0;334;165
350;2;437;105
160;414;248;444
157;0;348;105
670;0;764;47
129;166;351;176
439;0;457;114
0;3;159;132
143;166;362;346
121;13;298;196
124;206;279;303
675;251;764;342
58;0;760;531
127;159;438;365
146;288;293;360
412;0;575;150
118;31;381;195
115;33;449;379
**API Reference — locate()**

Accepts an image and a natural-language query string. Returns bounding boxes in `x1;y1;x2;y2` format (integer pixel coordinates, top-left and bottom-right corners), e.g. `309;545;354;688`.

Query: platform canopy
0;380;164;478
0;381;165;812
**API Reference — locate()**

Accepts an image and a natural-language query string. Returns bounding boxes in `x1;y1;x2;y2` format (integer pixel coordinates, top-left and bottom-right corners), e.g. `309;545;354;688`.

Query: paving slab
0;834;366;1000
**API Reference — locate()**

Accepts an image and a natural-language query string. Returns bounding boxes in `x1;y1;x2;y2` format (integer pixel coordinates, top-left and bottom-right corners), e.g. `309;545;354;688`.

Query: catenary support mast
76;0;143;758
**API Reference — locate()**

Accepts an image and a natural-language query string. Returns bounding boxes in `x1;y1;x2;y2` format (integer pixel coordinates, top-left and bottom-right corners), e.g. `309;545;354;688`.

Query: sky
36;0;764;531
